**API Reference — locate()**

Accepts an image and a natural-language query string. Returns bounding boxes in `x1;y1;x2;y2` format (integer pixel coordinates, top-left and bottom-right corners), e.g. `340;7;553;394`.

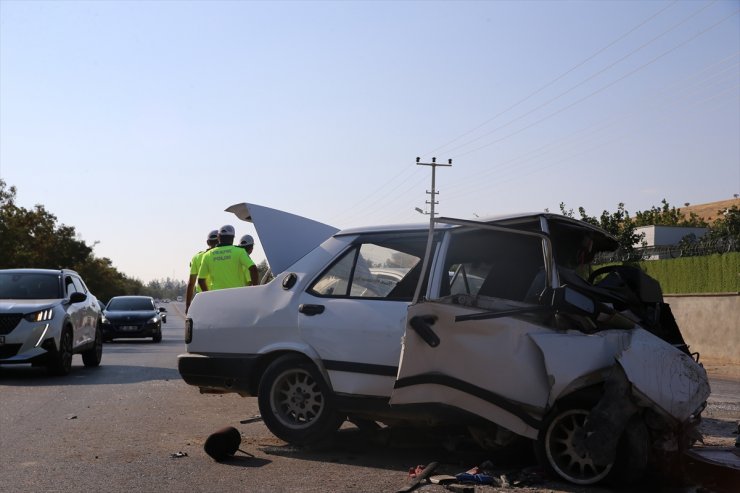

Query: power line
442;0;720;158
424;0;681;158
451;7;739;160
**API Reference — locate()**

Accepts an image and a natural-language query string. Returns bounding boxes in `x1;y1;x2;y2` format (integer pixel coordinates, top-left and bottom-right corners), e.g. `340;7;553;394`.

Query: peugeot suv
0;268;103;375
178;203;710;486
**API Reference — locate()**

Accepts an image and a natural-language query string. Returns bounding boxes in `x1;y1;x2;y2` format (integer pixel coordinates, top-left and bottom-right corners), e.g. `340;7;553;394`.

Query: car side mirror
159;307;167;312
550;285;597;318
69;292;87;304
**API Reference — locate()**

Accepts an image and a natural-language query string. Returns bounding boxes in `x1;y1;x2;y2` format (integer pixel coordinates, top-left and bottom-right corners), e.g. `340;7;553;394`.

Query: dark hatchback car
102;296;165;343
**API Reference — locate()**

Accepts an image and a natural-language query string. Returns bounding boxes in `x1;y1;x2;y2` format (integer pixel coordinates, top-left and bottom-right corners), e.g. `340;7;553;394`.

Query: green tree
633;199;707;227
559;202;644;255
0;179;91;269
1;179;148;297
256;259;273;284
704;205;739;241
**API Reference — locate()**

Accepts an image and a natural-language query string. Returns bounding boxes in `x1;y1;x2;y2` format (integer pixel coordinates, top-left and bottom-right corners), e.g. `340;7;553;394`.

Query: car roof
227;203;618;275
0;268;75;275
108;295;154;300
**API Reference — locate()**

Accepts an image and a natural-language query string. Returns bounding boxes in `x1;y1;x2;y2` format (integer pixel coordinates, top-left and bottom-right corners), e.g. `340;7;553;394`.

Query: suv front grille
0;314;23;335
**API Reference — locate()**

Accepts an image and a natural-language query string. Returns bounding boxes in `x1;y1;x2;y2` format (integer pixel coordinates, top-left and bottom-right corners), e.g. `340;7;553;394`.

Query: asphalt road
1;303;737;493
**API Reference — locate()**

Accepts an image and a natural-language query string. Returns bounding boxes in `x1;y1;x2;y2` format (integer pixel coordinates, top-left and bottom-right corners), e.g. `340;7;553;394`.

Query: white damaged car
178;203;710;486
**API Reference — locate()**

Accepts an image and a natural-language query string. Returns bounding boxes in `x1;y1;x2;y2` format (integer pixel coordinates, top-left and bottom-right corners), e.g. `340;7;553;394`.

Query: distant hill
679;198;739;223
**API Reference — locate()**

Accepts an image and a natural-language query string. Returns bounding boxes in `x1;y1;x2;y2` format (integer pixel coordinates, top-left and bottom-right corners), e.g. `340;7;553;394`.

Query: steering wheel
588;265;623;285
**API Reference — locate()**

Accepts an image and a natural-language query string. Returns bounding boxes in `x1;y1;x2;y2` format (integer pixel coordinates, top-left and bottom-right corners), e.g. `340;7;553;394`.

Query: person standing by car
237;234;260;285
198;225;258;292
186;229;219;313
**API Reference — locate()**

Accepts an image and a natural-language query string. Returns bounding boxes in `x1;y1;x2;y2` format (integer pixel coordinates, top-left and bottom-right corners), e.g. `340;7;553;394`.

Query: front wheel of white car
258;354;343;446
537;407;613;485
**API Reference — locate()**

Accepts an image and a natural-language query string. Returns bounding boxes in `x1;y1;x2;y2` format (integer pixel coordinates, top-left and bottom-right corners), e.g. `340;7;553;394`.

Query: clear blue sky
1;0;738;283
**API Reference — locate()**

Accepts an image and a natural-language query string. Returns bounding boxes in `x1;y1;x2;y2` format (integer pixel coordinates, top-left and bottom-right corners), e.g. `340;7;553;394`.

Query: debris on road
429;474;456;484
204;426;256;462
397;461;438;492
169;452;188;459
239;415;262;424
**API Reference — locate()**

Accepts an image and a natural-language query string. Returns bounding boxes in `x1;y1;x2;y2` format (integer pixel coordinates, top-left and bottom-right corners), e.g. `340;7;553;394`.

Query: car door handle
408;315;440;348
299;304;325;316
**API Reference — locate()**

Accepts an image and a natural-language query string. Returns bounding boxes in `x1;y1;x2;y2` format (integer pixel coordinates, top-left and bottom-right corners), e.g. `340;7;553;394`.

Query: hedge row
597;252;740;294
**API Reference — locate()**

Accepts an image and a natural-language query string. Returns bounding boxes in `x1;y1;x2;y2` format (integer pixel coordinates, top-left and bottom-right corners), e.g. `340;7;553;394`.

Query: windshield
0;273;62;300
106;297;155;311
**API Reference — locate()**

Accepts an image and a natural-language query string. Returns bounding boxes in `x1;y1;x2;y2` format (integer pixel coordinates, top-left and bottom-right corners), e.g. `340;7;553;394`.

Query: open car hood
225;203;339;275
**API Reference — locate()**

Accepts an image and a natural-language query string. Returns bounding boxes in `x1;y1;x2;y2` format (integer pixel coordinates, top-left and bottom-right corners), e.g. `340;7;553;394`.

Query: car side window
71;276;87;294
309;236;423;300
65;276;78;296
449;262;491;296
444;229;545;302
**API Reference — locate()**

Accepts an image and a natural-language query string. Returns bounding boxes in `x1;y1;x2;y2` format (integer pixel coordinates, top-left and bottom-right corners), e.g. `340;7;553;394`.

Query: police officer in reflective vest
185;229;218;313
238;234;259;285
198;225;258;292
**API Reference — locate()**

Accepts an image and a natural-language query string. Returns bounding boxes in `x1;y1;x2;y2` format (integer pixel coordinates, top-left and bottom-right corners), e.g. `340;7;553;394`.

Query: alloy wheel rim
545;409;612;485
271;368;325;430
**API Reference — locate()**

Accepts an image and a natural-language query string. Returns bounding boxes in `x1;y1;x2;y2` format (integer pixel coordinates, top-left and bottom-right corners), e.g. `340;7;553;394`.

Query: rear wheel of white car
47;327;73;376
537;407;613;485
258;355;343;446
82;326;103;367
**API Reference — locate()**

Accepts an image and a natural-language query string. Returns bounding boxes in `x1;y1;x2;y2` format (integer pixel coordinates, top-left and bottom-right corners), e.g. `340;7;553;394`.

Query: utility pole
413;157;452;304
416;157;452;221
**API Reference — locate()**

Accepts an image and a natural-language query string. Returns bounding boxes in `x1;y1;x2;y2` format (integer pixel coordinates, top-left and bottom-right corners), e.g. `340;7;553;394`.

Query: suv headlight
25;309;54;322
147;316;159;324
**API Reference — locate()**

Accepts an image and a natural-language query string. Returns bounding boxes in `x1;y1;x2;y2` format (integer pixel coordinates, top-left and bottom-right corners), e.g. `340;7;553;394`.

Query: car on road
179;203;710;486
0;268;103;375
102;295;164;343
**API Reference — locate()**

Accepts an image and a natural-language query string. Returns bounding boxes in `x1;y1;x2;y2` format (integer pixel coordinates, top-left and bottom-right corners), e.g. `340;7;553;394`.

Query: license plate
0;335;4;344
121;326;139;332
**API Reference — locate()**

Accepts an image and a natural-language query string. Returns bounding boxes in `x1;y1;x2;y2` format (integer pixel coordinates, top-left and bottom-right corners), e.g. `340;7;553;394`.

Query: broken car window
443;228;546;303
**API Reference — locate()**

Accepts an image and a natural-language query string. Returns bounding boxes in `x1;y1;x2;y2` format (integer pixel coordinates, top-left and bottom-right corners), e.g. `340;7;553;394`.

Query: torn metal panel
617;328;711;422
528;330;632;406
584;364;642;467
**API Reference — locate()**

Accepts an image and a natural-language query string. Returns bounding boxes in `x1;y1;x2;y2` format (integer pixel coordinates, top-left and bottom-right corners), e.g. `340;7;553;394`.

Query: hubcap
545;409;612;485
270;368;325;430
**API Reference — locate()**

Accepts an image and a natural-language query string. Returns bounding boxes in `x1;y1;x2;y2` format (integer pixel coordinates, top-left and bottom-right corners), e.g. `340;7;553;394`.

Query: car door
65;275;94;348
390;222;556;439
72;275;97;344
297;232;428;397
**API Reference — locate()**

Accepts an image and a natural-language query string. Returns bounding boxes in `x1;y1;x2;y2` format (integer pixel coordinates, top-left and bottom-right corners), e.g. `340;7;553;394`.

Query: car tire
536;405;613;485
152;331;162;343
47;327;73;376
258;354;344;446
536;399;649;487
82;326;103;367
